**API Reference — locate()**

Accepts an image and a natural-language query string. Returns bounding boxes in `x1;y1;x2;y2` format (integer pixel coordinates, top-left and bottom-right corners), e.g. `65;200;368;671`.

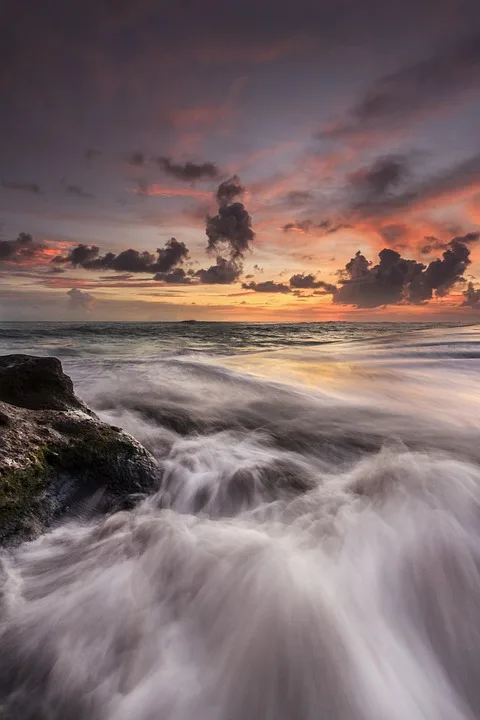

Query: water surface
0;321;479;720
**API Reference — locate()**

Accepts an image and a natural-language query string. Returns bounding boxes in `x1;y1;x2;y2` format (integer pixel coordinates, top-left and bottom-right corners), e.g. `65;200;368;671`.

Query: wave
1;325;480;719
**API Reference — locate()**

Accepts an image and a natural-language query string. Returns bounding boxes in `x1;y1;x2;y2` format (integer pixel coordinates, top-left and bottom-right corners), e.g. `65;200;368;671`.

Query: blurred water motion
1;322;480;719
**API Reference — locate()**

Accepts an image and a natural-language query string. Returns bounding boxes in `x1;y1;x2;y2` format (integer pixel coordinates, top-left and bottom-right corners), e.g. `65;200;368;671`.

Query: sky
1;0;480;321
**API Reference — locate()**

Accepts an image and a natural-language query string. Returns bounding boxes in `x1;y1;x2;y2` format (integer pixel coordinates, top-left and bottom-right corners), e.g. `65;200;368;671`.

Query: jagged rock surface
0;355;160;544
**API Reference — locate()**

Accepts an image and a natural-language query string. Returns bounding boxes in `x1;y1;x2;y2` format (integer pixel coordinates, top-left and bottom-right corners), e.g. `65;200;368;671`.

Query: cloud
2;181;40;194
462;282;480;309
241;272;337;296
284;190;314;206
334;249;425;307
215;176;245;206
159;157;219;181
345;153;480;220
289;273;337;293
420;231;480;254
283;220;315;233
88;249;152;272
133;180;211;199
127;151;147;167
67;287;95;310
154;237;190;272
65;184;95;199
153;267;192;284
194;176;255;285
54;237;189;274
206;202;254;260
99;274;133;281
282;219;348;235
206;177;254;259
242;280;290;293
420;236;449;254
196;257;242;284
0;233;45;263
322;34;480;139
347;154;411;212
420;239;470;298
378;223;409;243
53;243;100;266
334;238;472;308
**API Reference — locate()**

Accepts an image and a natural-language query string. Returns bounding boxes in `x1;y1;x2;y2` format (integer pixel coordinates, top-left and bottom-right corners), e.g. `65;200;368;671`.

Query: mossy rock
0;355;160;545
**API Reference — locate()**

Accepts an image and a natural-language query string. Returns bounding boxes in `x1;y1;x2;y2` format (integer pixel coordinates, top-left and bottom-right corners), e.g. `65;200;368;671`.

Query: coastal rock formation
0;355;159;544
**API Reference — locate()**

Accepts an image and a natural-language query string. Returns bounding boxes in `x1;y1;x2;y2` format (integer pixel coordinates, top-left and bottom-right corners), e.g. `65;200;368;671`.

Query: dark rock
0;409;10;427
0;354;87;412
0;355;160;545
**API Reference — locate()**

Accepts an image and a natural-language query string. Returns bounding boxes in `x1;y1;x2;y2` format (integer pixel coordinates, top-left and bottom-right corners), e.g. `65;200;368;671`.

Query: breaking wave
1;324;480;719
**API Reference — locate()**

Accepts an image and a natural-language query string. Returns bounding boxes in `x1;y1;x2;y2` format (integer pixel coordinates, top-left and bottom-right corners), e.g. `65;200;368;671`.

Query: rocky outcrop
0;355;160;545
0;355;87;412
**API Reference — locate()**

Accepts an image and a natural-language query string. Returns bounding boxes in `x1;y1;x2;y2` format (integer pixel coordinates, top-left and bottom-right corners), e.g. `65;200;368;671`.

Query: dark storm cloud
289;273;337;293
65;184;96;199
242;280;290;293
334;238;472;308
159;157;219;181
322;33;480;139
462;282;480;308
1;181;40;194
0;233;45;262
127;151;147;167
54;237;189;274
196;258;242;284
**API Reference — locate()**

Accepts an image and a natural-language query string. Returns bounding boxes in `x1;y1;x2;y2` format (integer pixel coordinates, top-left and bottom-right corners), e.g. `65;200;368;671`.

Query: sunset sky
1;0;480;321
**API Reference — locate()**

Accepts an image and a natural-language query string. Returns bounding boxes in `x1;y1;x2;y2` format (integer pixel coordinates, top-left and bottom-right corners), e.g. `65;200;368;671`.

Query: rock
0;354;87;412
0;355;160;545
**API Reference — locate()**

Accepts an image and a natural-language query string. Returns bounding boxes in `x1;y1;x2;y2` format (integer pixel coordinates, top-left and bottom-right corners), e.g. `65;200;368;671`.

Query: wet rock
0;355;160;545
0;355;86;412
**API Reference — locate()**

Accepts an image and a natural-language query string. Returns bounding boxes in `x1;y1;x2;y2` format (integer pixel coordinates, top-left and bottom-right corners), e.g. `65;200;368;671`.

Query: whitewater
1;321;480;720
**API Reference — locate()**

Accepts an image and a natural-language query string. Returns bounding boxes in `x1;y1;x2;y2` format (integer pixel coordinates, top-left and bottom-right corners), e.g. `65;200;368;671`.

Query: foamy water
1;323;479;719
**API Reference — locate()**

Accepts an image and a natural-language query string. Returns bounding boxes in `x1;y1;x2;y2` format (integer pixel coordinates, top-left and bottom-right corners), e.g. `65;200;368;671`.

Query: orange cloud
133;184;212;200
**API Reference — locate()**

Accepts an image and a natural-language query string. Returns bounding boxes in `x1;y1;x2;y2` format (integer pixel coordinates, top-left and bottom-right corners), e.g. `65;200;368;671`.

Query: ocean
1;320;480;719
